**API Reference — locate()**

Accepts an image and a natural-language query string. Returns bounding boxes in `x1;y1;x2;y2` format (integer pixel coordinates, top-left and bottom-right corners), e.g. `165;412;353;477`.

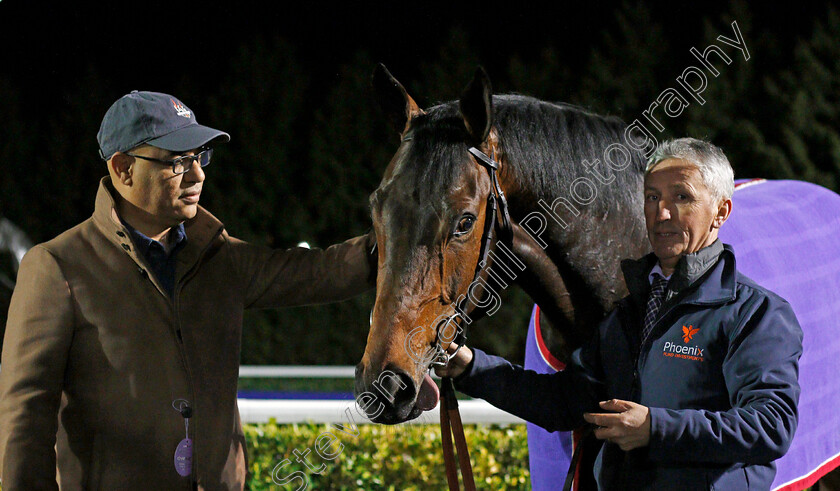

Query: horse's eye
454;215;476;236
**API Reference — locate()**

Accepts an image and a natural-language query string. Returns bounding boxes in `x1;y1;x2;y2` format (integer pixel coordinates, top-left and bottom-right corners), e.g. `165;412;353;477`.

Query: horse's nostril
374;367;416;407
354;365;419;422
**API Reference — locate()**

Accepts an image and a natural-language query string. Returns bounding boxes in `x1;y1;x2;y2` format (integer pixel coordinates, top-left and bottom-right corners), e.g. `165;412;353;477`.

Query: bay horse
355;63;648;423
354;65;840;489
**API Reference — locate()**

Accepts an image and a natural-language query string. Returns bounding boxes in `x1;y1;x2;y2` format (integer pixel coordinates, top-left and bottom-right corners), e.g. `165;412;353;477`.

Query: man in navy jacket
437;138;803;490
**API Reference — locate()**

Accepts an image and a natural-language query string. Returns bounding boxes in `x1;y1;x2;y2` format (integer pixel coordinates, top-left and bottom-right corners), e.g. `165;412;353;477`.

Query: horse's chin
367;406;424;425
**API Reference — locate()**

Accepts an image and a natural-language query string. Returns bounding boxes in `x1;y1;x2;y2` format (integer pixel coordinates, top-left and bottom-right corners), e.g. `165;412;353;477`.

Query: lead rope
440;377;476;491
562;427;593;491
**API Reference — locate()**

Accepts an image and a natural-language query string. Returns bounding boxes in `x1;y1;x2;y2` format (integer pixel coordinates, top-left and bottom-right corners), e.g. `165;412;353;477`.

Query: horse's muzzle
353;363;423;424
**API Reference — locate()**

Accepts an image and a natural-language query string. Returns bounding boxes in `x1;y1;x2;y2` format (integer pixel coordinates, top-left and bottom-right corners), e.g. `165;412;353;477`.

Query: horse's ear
459;66;493;144
372;63;424;136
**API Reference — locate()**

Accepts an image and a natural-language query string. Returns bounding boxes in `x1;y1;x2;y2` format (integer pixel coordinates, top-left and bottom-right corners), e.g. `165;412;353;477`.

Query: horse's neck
506;173;648;291
503;163;649;357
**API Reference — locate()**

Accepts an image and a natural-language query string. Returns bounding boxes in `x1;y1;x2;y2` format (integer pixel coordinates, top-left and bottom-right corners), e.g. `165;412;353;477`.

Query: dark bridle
425;146;513;369
432;146;514;491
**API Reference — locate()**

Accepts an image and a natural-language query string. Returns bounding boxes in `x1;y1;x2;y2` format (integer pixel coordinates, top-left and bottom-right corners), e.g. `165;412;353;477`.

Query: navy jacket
456;241;803;490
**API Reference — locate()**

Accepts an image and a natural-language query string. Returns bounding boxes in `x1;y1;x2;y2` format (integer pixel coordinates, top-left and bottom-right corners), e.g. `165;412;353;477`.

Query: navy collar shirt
121;220;188;297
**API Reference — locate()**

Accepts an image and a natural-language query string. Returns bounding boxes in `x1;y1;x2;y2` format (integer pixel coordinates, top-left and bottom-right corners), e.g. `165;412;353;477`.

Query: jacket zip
616;303;643;400
134;228;223;488
172;287;197;489
139;265;198;489
171;227;224;487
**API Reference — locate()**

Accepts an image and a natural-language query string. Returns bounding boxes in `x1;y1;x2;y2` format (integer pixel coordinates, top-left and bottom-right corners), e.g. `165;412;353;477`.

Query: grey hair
646;138;734;201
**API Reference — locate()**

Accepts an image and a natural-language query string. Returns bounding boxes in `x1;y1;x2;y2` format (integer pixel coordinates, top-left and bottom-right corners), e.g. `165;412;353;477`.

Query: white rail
237;366;520;424
239;365;441;379
237;398;525;425
239;365;358;378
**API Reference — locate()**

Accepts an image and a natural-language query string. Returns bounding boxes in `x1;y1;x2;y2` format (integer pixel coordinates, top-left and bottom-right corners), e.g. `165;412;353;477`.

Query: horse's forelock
398;110;476;202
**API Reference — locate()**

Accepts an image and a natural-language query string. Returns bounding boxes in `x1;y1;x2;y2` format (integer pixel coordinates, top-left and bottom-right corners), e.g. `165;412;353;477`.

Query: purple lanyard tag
174;437;193;477
173;398;193;477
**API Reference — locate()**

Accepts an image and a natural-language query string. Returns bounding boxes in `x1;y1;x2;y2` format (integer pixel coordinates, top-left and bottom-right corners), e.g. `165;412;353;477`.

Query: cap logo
171;98;191;119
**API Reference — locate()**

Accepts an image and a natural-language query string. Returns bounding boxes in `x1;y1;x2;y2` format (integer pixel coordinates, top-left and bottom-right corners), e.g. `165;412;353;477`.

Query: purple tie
642;274;669;346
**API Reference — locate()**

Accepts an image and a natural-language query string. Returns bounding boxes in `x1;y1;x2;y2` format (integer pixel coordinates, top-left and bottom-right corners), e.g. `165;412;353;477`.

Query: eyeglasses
125;148;213;175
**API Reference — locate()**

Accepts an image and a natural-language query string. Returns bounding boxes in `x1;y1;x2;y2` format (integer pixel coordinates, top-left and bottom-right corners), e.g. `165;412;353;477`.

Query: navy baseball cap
97;90;230;160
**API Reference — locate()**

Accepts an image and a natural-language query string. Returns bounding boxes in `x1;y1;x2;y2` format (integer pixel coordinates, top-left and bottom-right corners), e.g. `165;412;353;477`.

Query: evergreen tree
765;5;840;190
204;36;311;246
679;3;799;182
44;67;114;236
307;50;391;245
576;1;670;117
201;37;325;365
416;27;483;106
506;46;574;103
0;79;36;236
239;51;388;365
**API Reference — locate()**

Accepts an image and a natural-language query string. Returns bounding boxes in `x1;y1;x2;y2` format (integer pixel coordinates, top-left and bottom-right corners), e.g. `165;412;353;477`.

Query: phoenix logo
682;325;699;343
171;98;191;118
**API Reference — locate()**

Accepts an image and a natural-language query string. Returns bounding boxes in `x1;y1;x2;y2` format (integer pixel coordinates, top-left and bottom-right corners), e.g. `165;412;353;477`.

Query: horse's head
355;65;508;423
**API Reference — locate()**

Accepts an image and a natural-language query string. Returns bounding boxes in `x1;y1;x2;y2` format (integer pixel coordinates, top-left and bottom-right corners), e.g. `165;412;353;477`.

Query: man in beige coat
0;91;376;490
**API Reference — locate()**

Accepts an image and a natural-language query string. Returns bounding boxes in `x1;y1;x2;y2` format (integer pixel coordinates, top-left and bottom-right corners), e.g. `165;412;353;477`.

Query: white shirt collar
648;262;673;285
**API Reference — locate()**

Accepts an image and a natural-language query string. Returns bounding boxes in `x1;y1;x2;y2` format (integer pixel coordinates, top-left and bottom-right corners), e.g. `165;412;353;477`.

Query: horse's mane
405;94;646;216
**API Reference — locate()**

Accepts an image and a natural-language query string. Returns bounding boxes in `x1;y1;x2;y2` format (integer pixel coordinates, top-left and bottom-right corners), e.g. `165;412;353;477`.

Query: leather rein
430;146;513;491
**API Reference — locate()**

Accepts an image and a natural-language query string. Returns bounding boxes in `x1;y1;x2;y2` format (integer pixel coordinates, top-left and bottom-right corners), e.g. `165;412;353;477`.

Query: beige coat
0;177;375;490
